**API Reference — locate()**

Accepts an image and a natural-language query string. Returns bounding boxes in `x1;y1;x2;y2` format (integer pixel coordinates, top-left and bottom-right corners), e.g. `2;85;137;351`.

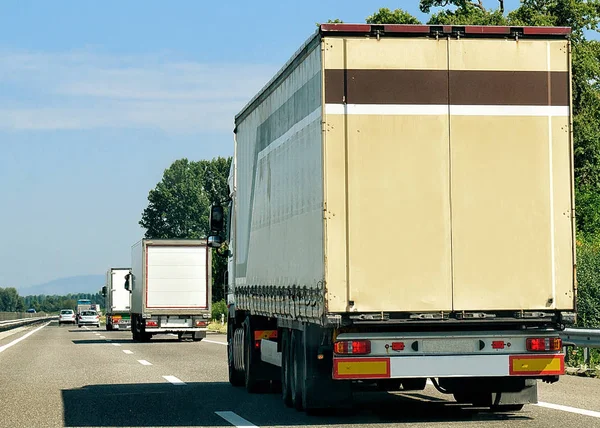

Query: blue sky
0;0;569;289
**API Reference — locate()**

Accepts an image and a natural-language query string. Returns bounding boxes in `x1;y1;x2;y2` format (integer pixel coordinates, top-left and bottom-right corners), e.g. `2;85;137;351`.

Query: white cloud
0;50;277;132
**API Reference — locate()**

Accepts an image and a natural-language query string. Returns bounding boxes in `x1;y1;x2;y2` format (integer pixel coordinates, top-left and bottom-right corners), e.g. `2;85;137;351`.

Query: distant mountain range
17;275;105;296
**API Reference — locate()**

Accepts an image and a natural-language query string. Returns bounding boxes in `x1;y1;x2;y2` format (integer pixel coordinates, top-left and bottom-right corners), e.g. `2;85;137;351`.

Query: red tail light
391;342;405;351
145;320;158;327
334;340;371;355
527;337;562;352
492;341;505;350
113;318;119;324
195;320;207;327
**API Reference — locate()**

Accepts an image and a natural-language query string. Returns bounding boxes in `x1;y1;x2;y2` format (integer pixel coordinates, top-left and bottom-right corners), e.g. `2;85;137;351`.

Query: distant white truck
102;268;131;331
126;239;212;342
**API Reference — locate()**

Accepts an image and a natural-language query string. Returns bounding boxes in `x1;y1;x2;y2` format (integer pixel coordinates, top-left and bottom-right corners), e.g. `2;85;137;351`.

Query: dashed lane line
138;359;152;366
215;411;258;428
123;350;133;355
163;375;186;385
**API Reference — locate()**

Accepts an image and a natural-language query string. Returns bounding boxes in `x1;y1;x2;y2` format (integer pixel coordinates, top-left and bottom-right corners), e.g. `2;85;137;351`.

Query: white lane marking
138;359;152;366
426;379;433;386
99;336;106;339
163;375;186;385
112;343;121;347
204;339;227;346
0;322;50;354
536;401;600;418
215;411;258;428
95;333;101;336
123;350;133;355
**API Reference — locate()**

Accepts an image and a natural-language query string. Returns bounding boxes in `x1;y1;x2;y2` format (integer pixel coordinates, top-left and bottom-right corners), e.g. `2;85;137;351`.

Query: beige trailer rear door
448;38;574;311
323;37;453;313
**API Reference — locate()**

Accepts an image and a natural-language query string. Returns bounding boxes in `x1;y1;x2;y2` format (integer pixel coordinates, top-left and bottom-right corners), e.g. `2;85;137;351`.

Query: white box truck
102;268;131;331
127;239;212;342
208;23;577;413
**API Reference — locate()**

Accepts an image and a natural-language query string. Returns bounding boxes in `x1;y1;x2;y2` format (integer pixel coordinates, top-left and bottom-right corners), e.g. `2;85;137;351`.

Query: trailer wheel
281;329;293;407
228;321;244;387
290;329;304;411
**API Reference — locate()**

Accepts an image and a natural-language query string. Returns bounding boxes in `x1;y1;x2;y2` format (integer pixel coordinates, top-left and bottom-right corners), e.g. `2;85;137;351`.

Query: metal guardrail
561;328;600;348
0;315;56;332
560;328;600;369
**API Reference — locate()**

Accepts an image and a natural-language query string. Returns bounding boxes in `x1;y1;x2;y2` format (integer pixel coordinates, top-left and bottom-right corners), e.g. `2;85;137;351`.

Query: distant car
26;308;36;313
77;310;100;328
58;309;76;325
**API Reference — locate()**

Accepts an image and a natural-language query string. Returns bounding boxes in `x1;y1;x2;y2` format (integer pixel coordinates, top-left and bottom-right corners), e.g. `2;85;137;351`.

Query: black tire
490;404;524;412
132;315;142;342
177;332;184;341
228;321;244;387
290;329;304;411
402;378;427;391
281;329;293;407
193;331;206;342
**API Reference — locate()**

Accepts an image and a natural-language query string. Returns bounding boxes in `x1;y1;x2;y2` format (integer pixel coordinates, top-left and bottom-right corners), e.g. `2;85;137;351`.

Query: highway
1;321;599;428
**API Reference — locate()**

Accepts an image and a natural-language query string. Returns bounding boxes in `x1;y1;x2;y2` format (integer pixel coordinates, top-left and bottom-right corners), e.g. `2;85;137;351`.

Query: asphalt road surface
1;321;599;428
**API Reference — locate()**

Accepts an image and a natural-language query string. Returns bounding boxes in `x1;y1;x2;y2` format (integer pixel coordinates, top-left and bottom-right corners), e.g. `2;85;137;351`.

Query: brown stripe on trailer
325;69;448;105
324;69;569;106
449;71;569;106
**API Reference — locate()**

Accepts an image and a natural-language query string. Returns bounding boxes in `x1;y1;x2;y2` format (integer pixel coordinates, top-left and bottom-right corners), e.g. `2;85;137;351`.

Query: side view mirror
124;273;131;291
209;203;225;233
101;286;107;297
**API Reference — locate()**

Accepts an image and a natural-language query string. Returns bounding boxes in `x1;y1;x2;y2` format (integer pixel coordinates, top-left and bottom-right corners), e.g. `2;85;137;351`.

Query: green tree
366;8;421;24
0;287;20;312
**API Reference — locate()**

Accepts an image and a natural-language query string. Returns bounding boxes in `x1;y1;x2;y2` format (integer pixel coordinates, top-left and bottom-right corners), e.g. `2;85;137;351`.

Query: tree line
0;288;103;313
138;1;600;327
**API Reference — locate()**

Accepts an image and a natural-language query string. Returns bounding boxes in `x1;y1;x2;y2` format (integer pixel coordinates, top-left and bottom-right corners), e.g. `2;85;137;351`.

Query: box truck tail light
145;320;158;327
195;320;207;327
527;338;562;352
492;341;505;350
334;340;371;355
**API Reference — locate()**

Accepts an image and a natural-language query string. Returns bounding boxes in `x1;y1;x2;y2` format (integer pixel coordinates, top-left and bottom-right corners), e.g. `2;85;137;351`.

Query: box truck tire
193;331;206;342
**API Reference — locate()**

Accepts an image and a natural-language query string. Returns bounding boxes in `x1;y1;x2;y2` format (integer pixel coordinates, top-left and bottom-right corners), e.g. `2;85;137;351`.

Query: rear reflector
333;358;390;379
254;330;277;340
510;355;564;375
492;341;506;350
527;337;562;352
145;320;158;327
334;340;371;355
391;342;405;351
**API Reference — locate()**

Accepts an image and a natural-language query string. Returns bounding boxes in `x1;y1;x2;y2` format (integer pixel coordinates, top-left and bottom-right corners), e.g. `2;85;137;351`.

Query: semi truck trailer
127;239;212;342
208;23;577;413
102;267;132;331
